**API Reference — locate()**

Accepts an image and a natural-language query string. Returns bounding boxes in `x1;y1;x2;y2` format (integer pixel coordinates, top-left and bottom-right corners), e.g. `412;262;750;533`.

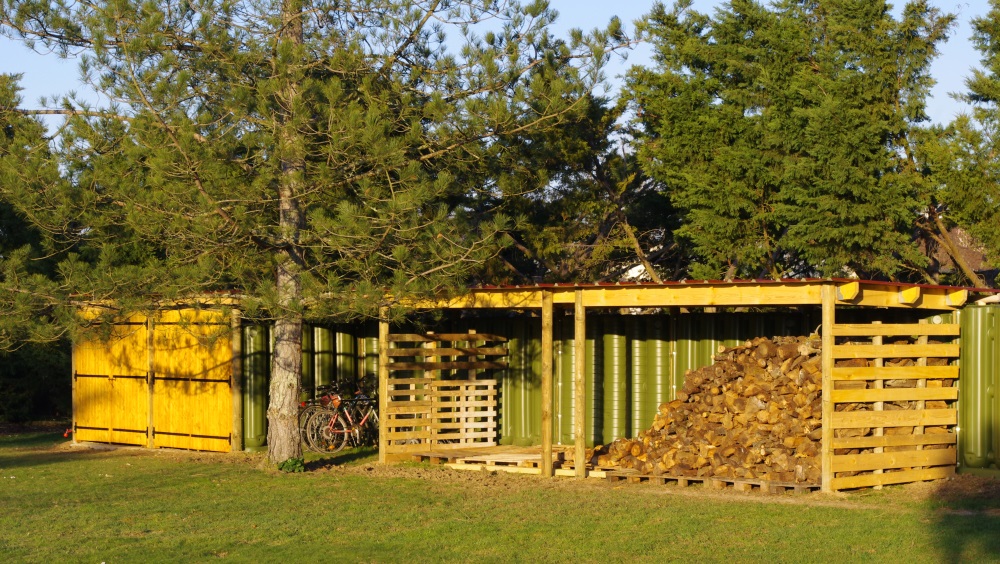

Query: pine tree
627;0;952;280
919;0;1000;283
0;1;622;463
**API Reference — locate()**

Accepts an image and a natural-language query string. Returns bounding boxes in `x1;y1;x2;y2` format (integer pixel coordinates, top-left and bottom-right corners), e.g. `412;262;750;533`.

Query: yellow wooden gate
72;307;236;452
826;321;959;491
72;316;149;446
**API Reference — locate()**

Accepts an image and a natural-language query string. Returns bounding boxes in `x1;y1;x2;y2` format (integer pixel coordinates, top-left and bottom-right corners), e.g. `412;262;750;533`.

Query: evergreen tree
918;0;1000;283
0;1;621;463
480;95;682;283
627;0;952;280
0;75;69;350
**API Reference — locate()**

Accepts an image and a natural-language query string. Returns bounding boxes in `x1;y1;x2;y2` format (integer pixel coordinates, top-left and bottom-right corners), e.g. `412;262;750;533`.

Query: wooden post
71;333;78;446
378;309;390;464
541;290;554;478
147;313;155;449
821;284;835;493
915;319;928;470
574;290;587;478
872;320;883;489
230;308;243;452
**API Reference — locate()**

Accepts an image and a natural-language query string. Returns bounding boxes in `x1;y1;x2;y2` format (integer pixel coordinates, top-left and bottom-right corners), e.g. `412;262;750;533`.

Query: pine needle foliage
0;0;624;462
627;0;953;280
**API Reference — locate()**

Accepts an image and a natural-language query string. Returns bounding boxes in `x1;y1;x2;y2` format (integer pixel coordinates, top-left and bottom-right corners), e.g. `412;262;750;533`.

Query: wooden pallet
605;470;819;494
410;452;459;465
453;453;562;468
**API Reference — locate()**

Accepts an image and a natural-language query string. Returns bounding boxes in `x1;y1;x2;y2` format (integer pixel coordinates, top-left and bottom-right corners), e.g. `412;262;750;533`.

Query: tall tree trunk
616;210;662;283
929;214;985;288
267;0;306;464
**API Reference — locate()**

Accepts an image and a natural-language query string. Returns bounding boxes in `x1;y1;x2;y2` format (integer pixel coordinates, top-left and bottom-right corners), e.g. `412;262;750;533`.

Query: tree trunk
267;280;303;463
932;215;985;287
267;0;306;464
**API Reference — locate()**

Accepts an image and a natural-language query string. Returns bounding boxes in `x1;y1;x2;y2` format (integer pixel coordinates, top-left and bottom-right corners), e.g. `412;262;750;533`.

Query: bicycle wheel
298;404;323;450
306;408;349;453
360;407;379;446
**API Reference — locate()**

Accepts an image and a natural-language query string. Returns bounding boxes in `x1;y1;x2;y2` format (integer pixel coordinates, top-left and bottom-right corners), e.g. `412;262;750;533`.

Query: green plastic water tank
242;325;269;451
959;305;999;469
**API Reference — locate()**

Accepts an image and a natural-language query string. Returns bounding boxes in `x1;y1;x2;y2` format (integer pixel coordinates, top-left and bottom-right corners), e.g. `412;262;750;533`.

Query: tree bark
616;210;662;284
932;215;985;287
267;0;306;464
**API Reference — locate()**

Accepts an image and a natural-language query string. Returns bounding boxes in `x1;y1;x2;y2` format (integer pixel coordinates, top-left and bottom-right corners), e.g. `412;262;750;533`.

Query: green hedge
0;341;70;422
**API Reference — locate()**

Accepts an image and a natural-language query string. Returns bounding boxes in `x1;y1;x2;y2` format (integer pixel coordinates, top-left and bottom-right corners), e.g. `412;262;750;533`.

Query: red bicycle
305;392;378;453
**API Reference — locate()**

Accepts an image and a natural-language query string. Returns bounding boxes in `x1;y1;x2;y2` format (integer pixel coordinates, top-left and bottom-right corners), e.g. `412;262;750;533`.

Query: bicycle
298;384;340;451
305;391;379;453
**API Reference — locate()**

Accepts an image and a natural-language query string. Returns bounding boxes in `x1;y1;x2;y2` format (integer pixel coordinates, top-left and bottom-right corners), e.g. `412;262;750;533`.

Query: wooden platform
605;469;819;493
406;446;817;489
407;445;606;476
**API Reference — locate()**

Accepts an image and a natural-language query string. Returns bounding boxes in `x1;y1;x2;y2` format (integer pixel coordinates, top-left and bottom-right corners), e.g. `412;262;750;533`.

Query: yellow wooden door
72;318;149;445
151;309;234;452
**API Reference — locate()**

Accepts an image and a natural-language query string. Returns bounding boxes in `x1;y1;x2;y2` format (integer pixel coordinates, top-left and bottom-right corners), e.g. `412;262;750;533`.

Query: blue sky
0;0;993;126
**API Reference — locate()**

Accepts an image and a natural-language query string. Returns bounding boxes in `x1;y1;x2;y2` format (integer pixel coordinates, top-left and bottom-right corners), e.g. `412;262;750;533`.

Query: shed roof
418;278;999;311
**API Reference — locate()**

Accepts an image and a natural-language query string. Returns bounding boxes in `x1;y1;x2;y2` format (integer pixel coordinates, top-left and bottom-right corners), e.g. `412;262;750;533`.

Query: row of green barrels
241;323;380;450
499;312;815;447
238;312;816;450
237;306;1000;470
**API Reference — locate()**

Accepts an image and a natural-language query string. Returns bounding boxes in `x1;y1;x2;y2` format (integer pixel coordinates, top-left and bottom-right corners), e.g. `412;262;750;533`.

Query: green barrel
628;316;646;437
557;316;575;445
313;327;335;390
299;326;314;403
501;317;539;446
602;317;628;444
959;305;1000;469
645;315;670;412
242;325;269;451
361;323;379;394
334;327;357;390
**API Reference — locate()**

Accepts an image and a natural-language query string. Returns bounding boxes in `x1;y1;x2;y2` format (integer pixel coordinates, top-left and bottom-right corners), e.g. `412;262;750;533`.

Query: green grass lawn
1;433;998;562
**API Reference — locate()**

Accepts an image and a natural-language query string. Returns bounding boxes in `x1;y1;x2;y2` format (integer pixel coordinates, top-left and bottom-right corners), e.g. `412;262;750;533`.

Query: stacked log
596;335;823;484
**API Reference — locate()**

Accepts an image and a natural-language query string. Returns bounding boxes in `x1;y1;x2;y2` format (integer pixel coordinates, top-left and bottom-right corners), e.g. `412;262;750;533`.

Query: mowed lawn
1;433;998;563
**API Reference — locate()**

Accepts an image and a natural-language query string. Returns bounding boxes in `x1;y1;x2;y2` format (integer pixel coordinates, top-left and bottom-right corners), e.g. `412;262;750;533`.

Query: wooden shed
377;279;999;492
69;279;1000;493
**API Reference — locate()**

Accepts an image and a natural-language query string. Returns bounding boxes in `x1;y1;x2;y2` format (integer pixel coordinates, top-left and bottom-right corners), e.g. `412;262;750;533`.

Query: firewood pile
595;336;824;483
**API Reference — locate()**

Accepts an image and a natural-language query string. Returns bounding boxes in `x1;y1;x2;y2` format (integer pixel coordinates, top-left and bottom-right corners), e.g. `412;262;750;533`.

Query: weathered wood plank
832;365;958;381
832;408;956;429
832;433;956;450
833;447;956;473
831;465;954;490
832;344;959;359
831;387;958;403
821;284;835;494
832;324;960;337
387;347;508;357
388;333;507;343
385;360;508;371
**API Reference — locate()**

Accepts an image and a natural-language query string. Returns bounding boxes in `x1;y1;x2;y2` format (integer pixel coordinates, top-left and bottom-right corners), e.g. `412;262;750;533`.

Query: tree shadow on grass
304;446;378;470
0;432;134;470
929;473;1000;561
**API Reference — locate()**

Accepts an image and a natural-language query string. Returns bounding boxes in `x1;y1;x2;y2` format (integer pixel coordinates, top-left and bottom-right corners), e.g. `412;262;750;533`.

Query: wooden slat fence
827;322;959;491
383;332;505;458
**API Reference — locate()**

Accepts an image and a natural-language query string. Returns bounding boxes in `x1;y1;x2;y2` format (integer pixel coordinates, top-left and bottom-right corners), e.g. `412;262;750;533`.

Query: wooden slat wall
383;332;504;457
827;322;959;491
